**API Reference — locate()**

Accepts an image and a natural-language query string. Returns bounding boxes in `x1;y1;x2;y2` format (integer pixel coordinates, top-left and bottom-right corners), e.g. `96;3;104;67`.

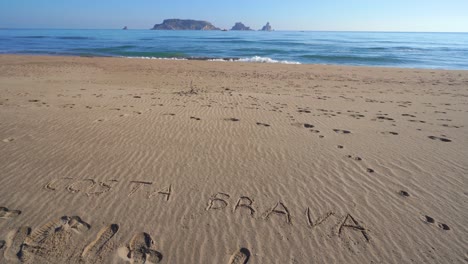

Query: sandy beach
0;54;467;263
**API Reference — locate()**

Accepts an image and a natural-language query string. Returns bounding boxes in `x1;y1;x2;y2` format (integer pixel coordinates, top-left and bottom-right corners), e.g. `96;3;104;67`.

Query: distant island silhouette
231;22;253;31
151;19;220;30
151;19;273;31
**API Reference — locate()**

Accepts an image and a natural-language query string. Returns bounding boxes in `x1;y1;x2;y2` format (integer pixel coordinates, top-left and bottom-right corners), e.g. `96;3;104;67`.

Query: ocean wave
56;36;94;40
15;36;49;39
15;36;94;40
210;39;254;44
115;51;187;58
357;46;426;52
233;48;290;54
258;40;305;47
301;54;404;63
236;56;301;64
124;55;301;64
70;47;185;58
126;56;188;61
200;37;243;40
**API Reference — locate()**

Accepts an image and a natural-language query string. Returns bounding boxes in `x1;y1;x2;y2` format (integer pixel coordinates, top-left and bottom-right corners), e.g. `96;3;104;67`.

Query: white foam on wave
210;56;301;64
125;56;187;60
238;56;301;64
125;56;301;64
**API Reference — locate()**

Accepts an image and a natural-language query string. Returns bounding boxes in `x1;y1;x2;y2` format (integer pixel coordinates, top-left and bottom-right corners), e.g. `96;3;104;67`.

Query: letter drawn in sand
148;185;172;201
86;180;119;197
233;196;255;216
305;208;334;228
264;202;291;224
128;181;152;197
44;177;74;191
66;179;96;194
206;192;230;210
338;214;370;242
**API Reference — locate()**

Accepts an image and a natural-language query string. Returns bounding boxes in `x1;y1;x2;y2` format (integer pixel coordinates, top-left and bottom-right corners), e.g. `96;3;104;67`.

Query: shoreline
2;54;468;72
0;54;467;263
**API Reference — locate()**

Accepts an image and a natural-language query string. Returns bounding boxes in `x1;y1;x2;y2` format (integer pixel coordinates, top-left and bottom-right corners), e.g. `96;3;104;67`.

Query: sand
0;54;467;263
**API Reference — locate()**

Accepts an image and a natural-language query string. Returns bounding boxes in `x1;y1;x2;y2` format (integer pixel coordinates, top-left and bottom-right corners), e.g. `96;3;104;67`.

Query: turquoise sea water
1;29;467;69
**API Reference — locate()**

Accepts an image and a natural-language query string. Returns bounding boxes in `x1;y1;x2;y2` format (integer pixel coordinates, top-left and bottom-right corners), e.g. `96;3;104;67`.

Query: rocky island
230;22;253;31
151;19;220;30
261;22;273;31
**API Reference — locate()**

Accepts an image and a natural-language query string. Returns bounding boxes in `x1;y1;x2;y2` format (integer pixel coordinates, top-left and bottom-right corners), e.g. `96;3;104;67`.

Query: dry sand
0;55;467;263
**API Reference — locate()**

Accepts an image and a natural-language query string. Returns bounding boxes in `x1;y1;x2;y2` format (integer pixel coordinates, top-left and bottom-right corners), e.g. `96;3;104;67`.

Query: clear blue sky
1;0;467;32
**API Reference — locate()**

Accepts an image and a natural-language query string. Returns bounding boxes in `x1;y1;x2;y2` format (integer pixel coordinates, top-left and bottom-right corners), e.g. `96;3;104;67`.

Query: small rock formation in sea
151;19;220;30
122;26;128;30
230;22;253;31
260;22;272;31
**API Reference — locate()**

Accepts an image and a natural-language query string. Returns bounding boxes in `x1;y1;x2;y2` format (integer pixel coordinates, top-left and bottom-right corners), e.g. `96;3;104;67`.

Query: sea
1;29;467;69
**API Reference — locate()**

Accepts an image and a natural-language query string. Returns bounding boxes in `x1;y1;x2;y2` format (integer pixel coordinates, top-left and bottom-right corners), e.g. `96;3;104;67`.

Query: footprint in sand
24;216;89;260
408;119;426;124
24;216;90;256
82;224;119;260
228;248;250;264
333;129;351;134
25;216;70;245
428;136;452;142
118;232;162;264
4;226;31;262
67;216;91;233
256;122;270;127
0;207;21;219
2;138;15;143
376;116;394;121
346;155;362;161
350;114;365;119
381;131;399;135
420;215;451;231
421;215;435;224
437;223;450;231
399;190;410;197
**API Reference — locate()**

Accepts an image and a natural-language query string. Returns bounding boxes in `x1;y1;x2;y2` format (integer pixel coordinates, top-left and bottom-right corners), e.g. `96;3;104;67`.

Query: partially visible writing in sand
44;178;172;201
206;192;370;242
42;179;369;242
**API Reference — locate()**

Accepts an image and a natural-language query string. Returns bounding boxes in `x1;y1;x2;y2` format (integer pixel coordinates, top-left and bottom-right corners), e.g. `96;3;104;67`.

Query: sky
0;0;467;32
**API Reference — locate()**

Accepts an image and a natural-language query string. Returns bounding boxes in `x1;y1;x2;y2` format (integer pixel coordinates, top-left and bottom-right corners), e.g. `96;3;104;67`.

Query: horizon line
1;28;467;34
